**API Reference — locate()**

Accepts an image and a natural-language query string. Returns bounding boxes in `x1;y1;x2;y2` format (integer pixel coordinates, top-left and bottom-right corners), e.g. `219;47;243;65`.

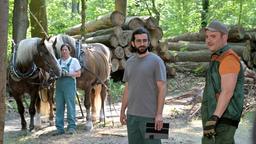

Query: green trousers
202;123;237;144
127;114;161;144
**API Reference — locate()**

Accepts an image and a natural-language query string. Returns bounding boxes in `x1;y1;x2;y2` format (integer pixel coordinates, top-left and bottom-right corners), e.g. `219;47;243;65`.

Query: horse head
45;34;77;58
36;37;61;77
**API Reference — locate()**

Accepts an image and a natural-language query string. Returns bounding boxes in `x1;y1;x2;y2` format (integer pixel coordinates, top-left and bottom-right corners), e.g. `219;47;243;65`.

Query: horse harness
9;40;56;88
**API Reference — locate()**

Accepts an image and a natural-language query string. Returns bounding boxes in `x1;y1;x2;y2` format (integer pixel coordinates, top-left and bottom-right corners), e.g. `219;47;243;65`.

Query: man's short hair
205;20;228;35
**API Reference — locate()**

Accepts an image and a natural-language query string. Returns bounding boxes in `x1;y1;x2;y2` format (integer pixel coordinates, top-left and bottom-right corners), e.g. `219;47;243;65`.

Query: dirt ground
4;72;255;144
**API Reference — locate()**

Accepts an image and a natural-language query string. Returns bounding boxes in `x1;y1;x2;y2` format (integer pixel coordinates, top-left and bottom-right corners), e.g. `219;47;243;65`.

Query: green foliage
7;0;256;57
109;79;124;102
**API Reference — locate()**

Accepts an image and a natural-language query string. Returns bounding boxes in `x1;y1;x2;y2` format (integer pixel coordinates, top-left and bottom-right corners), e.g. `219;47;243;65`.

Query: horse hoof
49;120;54;126
99;117;104;122
85;121;93;131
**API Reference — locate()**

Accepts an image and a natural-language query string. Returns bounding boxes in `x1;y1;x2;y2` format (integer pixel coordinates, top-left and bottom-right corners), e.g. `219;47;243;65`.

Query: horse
45;34;111;130
7;37;61;131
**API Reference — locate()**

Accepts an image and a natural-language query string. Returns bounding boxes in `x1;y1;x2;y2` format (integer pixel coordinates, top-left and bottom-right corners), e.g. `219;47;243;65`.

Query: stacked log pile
167;25;256;75
65;11;170;73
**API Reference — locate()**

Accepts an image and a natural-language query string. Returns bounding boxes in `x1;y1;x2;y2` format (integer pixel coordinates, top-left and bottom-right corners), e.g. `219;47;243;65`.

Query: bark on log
84;34;119;47
123;16;145;30
169;50;211;62
111;58;120;72
82;26;123;39
173;62;209;73
119;58;127;70
124;45;133;58
169;46;244;62
158;41;170;62
168;26;247;42
245;31;256;41
138;16;158;30
65;11;125;35
166;64;176;77
168;41;246;51
168;32;205;42
228;25;245;42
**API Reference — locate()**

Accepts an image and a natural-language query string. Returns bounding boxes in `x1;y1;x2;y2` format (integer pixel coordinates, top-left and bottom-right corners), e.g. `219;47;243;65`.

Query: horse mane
16;38;41;64
55;34;76;56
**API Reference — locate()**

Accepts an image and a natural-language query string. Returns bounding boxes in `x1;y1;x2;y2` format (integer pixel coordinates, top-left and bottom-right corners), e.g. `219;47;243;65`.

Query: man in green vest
201;20;244;144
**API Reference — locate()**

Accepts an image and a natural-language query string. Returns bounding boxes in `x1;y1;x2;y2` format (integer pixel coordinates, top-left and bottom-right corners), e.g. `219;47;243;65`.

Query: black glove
203;115;219;138
61;69;69;77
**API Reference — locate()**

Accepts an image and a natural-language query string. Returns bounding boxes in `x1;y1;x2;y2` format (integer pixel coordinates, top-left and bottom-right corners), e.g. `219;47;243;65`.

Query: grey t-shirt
123;52;166;118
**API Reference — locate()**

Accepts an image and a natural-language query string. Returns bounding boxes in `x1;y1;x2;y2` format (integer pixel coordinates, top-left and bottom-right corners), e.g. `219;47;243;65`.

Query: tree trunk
0;0;8;142
115;0;127;17
65;11;125;35
29;0;48;38
72;0;80;14
12;0;28;45
84;34;119;47
201;0;209;28
80;0;86;38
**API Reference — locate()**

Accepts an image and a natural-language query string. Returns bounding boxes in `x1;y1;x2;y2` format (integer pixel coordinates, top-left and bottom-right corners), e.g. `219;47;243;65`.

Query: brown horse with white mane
46;34;111;131
8;37;61;131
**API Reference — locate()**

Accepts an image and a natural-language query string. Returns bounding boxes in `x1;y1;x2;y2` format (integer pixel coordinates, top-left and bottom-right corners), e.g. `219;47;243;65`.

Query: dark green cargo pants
127;114;161;144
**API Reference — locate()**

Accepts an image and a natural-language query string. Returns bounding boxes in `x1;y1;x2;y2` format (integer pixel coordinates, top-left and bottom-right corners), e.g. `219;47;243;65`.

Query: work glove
203;115;219;138
61;69;69;77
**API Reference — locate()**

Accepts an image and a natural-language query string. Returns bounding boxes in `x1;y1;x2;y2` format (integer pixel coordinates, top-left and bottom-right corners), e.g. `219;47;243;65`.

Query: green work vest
201;45;244;126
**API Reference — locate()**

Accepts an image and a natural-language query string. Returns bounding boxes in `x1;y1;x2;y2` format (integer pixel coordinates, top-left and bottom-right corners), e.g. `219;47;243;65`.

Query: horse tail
38;88;50;116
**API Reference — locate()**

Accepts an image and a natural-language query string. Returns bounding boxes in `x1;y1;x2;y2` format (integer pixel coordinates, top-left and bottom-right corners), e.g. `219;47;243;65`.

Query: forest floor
4;72;255;144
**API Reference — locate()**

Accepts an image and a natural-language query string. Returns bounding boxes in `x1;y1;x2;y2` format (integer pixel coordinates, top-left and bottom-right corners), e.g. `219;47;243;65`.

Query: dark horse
46;34;111;131
8;38;61;131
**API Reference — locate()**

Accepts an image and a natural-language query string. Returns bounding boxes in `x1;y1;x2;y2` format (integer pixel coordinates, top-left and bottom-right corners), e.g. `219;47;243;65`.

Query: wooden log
243;40;252;62
111;58;120;72
168;26;246;42
169;45;244;62
252;52;256;65
166;64;176;77
228;25;245;42
169;50;211;62
168;32;205;42
84;34;119;48
123;16;144;30
118;30;133;47
173;62;209;73
124;45;134;58
139;16;158;30
168;41;246;51
244;31;256;41
158;41;170;62
65;11;125;35
119;58;127;70
82;26;123;39
114;46;125;59
150;27;163;48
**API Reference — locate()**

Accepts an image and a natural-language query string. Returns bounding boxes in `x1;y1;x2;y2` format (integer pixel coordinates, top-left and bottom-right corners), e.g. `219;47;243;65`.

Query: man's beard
136;46;148;55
